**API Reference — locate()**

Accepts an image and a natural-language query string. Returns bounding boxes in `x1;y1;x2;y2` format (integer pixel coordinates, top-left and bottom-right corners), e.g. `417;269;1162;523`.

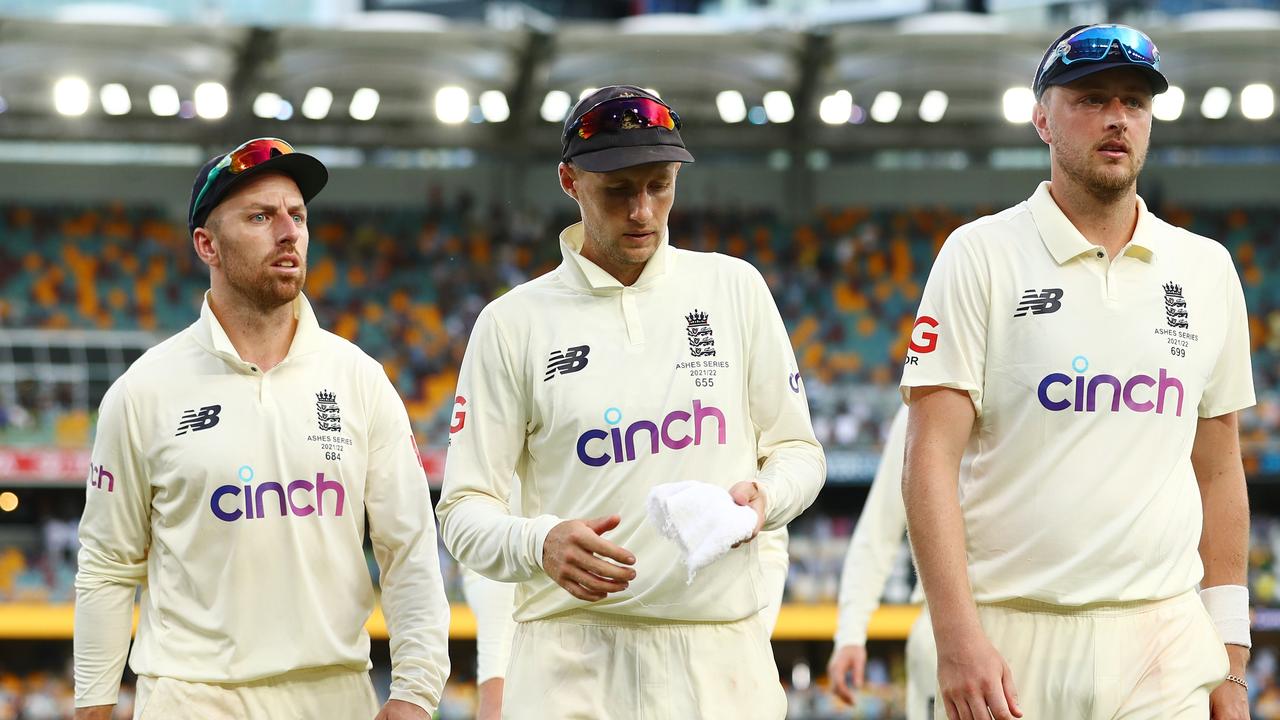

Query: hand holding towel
646;481;757;583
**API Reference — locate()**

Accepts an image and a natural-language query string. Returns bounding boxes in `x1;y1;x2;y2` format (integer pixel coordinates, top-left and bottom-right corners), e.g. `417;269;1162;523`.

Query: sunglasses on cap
1040;24;1160;76
191;137;297;216
569;97;680;141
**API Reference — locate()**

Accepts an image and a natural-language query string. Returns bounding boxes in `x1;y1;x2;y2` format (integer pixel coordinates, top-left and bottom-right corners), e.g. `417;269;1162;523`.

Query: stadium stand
1;197;1279;717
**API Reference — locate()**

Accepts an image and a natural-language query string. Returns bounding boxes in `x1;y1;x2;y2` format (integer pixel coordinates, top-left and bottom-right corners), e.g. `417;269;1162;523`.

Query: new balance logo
175;405;222;436
1014;288;1064;317
545;345;590;381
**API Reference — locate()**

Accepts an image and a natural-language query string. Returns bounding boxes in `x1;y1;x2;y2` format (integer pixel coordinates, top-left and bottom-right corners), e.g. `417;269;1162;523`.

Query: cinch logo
88;463;115;492
1037;355;1184;416
210;465;347;522
575;401;727;467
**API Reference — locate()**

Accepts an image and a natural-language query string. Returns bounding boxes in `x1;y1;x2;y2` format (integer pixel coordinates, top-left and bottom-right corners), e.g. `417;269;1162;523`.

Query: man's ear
193;225;219;268
558;162;579;202
1032;94;1053;146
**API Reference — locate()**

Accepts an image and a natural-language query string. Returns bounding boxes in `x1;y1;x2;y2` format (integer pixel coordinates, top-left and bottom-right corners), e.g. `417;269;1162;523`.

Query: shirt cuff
75;693;121;709
387;692;435;716
834;620;869;648
528;514;564;575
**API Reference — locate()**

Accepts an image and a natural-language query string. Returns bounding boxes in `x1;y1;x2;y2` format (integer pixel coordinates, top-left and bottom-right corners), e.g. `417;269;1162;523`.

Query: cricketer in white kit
902;25;1253;720
74;138;451;720
438;85;825;720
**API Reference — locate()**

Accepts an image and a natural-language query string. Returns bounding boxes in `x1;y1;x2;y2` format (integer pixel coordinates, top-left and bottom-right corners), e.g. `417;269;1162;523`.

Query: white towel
646;481;758;584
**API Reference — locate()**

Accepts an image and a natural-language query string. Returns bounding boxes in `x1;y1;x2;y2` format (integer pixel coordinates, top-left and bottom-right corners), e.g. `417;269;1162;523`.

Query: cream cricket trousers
502;611;787;720
906;606;938;720
935;590;1228;719
134;666;380;720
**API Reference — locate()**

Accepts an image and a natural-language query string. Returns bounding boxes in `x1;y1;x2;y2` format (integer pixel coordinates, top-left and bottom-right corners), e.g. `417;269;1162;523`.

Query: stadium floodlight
0;491;17;512
1241;83;1274;120
869;91;902;123
1002;86;1035;123
253;92;283;119
762;91;794;123
302;87;333;120
148;84;180;117
435;86;470;125
479;90;510;123
194;82;228;120
818;90;852;125
276;100;294;121
579;87;598;101
1151;86;1184;122
54;76;91;116
1200;86;1231;120
540;90;571;122
100;83;131;116
349;88;379;121
918;90;948;123
716;90;746;123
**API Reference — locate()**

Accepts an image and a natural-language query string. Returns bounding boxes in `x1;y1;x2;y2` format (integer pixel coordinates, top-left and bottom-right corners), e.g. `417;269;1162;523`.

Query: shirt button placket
620;288;645;346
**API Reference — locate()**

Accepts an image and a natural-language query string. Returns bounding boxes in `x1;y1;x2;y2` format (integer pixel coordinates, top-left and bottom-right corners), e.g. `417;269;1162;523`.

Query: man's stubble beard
219;240;305;312
583;222;654;270
1052;119;1147;204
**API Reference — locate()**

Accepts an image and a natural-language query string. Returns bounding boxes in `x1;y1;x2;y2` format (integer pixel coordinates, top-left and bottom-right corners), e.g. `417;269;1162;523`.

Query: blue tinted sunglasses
1041;24;1160;76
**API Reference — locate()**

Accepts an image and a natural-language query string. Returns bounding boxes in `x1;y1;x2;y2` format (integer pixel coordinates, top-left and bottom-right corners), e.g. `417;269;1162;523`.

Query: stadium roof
0;10;1277;156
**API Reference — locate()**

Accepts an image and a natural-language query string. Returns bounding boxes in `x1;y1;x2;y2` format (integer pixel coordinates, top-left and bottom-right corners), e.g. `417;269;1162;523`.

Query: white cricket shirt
438;223;825;623
901;182;1255;606
834;404;924;648
74;294;451;711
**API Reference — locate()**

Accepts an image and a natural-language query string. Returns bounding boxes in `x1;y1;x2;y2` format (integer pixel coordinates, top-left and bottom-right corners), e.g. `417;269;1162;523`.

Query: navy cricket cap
188;137;328;233
1034;24;1169;100
561;85;695;173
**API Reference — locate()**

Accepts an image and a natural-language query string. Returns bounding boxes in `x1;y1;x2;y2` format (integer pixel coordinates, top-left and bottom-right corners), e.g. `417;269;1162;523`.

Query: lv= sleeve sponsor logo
904;316;939;366
450;396;467;434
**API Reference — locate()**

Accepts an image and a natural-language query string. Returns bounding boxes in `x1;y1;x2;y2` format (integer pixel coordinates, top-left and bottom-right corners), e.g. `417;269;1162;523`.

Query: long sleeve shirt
437;223;825;623
74;294;450;712
833;405;924;648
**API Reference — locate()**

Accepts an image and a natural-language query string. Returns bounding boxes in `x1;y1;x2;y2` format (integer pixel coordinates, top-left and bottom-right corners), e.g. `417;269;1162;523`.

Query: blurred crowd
1;197;1277;456
0;511;863;606
2;196;1279;717
10;502;1280;613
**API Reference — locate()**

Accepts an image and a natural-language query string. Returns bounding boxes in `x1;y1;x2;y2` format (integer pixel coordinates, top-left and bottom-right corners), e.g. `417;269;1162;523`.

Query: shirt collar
192;291;322;368
1028;181;1160;264
557;222;673;291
